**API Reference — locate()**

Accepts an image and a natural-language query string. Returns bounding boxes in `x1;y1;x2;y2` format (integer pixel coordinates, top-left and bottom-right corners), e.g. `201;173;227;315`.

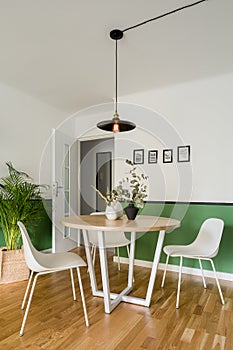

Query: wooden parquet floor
0;247;233;350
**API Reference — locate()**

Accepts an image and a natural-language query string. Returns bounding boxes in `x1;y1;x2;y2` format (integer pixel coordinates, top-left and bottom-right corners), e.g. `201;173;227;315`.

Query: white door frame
52;128;78;252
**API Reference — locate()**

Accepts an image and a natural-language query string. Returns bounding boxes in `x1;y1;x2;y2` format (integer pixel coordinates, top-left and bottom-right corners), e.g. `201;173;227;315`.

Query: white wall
114;128;186;203
0;82;66;182
118;73;233;203
4;70;232;204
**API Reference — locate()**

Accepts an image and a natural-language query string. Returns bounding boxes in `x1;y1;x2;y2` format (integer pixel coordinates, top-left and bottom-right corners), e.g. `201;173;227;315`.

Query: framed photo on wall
133;149;144;164
177;145;190;162
163;149;173;163
148;150;158;164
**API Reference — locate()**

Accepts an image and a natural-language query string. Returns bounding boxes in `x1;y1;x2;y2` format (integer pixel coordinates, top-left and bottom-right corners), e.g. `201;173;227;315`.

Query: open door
52;129;78;252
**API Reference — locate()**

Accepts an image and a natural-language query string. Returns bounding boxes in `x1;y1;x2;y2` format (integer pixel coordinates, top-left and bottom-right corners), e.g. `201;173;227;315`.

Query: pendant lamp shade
97;29;136;133
97;113;136;133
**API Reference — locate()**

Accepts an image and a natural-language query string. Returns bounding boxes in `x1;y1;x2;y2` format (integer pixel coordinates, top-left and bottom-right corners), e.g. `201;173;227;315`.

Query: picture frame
148;150;158;164
133;149;144;164
177;145;190;162
163;149;173;163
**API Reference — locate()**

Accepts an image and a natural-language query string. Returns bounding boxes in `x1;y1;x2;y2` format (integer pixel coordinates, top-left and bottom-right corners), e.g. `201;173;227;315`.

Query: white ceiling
0;0;232;113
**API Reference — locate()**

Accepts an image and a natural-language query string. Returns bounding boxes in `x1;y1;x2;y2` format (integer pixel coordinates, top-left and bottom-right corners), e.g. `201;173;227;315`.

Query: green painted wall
121;202;233;274
2;199;231;274
0;200;52;251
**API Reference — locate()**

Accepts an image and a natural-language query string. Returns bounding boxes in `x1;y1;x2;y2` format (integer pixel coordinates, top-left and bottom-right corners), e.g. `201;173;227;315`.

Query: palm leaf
0;162;45;250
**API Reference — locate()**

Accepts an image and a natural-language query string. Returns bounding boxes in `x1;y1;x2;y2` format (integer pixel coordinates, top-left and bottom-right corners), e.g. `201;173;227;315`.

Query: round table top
61;215;180;232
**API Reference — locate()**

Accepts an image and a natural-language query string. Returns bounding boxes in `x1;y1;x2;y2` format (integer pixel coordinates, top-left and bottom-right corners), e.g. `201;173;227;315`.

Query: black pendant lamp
97;0;208;133
97;29;136;133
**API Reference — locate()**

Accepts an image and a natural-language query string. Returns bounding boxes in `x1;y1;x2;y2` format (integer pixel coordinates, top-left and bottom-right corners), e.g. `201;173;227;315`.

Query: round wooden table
61;215;180;313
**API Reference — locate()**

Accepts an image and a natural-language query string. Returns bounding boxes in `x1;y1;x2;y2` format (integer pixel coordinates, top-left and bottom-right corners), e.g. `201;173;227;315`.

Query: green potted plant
0;162;46;283
116;159;148;219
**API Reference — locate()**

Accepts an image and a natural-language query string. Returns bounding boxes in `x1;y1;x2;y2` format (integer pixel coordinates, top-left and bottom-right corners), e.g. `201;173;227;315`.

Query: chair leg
87;244;95;274
117;247;121;271
198;259;207;289
21;270;34;310
209;259;225;305
91;244;94;256
20;273;39;336
161;254;169;288
176;256;183;309
70;268;76;300
76;268;89;327
126;244;130;258
93;246;97;267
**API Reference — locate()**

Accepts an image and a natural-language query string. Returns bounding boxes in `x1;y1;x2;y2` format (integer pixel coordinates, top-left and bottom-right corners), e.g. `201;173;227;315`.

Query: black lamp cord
122;0;208;33
115;39;118;115
114;0;208;117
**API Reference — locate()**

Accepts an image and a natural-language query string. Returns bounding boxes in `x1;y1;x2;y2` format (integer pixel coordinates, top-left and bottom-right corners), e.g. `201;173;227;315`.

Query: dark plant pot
124;204;139;220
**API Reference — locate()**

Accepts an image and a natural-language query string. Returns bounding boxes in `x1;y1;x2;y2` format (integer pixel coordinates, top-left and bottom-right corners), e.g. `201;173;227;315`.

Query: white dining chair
17;221;89;336
161;218;225;308
89;212;130;271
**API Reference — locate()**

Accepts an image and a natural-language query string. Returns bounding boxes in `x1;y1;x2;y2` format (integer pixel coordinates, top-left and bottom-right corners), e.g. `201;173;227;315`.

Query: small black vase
124;203;139;220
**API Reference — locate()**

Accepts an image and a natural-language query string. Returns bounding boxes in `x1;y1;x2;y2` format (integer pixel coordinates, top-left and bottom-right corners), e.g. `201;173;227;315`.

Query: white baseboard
113;256;233;282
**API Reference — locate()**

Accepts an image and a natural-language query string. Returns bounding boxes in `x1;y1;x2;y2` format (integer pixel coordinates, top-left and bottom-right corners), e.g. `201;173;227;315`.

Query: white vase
105;201;123;220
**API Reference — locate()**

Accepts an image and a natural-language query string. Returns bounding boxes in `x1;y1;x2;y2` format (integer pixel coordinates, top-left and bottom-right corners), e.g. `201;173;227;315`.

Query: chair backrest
190;218;224;257
17;221;45;272
88;212;129;247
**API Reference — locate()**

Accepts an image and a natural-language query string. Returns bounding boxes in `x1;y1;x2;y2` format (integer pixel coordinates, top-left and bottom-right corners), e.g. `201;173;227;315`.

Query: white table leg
97;230;111;313
127;232;136;288
145;230;166;306
84;228;166;312
97;230;134;313
82;229;98;294
119;229;166;307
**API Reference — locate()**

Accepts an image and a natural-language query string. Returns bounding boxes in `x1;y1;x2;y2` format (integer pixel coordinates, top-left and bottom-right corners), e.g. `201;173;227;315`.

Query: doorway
96;151;112;212
79;137;114;215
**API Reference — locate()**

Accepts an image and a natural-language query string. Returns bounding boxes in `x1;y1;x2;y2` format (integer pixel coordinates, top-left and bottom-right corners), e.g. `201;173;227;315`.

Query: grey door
96;152;112;212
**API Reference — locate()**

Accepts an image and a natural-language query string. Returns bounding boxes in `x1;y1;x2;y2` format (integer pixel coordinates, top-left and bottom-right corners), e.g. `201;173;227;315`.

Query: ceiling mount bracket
110;29;123;40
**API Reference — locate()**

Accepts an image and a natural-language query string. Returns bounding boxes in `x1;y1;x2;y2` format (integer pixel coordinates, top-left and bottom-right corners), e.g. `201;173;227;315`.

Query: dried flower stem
91;185;108;203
